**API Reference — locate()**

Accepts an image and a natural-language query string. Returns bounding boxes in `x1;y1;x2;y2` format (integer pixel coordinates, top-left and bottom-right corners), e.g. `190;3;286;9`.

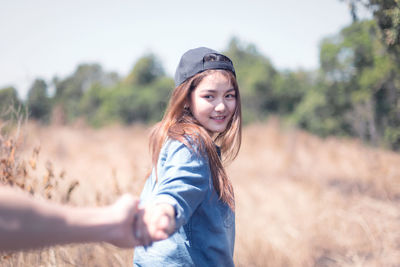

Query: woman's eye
226;94;236;98
203;95;213;99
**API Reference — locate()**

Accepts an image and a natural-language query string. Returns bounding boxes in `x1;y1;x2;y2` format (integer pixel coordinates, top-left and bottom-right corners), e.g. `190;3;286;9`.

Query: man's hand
105;194;141;248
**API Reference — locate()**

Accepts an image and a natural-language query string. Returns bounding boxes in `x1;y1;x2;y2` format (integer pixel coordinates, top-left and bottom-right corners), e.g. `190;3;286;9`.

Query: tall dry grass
232;119;400;266
1;118;400;266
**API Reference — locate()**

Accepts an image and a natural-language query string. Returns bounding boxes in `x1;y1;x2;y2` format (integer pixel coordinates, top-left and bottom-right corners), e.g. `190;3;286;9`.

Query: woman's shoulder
161;136;208;162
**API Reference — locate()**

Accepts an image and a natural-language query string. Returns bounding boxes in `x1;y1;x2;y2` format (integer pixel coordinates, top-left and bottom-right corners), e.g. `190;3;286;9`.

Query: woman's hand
134;203;176;246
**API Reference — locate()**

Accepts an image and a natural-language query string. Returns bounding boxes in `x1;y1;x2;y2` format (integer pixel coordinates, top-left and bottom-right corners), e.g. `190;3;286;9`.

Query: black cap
174;47;236;87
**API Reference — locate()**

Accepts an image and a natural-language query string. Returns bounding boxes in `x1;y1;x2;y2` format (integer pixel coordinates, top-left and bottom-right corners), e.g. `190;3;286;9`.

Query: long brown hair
148;69;242;210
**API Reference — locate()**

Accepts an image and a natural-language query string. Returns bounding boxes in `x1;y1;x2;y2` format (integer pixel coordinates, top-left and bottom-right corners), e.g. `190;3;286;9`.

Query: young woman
133;47;242;266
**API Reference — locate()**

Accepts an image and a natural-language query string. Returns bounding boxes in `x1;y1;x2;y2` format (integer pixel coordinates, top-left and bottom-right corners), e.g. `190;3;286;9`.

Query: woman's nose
215;101;226;112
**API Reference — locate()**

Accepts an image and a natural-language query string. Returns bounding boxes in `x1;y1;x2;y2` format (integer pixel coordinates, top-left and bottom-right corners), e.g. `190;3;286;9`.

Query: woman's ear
183;99;190;110
183;100;192;115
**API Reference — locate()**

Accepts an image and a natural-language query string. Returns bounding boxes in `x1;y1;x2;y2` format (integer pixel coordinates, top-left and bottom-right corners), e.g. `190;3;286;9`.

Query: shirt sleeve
152;139;211;229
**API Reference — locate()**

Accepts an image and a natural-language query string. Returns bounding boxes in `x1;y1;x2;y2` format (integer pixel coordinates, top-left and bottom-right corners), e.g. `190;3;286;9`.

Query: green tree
294;19;400;149
224;38;309;123
81;54;173;126
340;0;400;57
53;63;119;123
274;70;313;115
124;54;164;86
0;86;23;120
79;83;105;126
26;79;51;122
224;38;278;122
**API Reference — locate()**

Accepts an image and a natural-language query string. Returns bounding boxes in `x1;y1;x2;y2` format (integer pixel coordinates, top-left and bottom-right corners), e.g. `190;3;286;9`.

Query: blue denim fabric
133;139;235;267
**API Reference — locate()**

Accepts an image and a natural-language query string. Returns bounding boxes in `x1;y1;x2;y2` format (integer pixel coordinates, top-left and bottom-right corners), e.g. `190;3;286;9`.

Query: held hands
96;195;175;248
0;189;173;251
102;195;175;248
134;202;176;246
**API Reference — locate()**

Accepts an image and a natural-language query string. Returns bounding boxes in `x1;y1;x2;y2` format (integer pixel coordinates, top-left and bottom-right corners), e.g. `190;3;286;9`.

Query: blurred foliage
124;54;165;86
294;19;400;149
1;1;399;151
26;79;51;123
224;38;310;122
52;63;120;124
0;86;24;121
78;54;173;127
341;0;400;56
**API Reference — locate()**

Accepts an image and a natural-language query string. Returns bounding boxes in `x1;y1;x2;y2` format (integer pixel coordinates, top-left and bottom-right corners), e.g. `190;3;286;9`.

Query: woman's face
189;71;236;135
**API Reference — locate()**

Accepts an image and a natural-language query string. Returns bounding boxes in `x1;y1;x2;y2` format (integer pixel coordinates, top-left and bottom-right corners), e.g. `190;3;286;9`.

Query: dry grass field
1;119;400;266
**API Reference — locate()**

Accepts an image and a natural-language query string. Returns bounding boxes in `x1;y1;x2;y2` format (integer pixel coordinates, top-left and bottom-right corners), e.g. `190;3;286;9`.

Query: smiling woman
133;47;242;266
189;70;237;136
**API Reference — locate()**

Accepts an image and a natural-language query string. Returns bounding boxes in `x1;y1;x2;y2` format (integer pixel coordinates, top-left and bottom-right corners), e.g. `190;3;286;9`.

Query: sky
0;0;361;99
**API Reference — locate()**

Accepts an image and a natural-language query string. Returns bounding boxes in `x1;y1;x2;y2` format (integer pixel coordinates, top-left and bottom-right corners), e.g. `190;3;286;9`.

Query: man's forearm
0;187;131;251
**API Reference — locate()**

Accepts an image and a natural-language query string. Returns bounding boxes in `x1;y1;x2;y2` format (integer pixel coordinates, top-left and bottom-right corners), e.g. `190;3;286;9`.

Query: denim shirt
133;138;235;267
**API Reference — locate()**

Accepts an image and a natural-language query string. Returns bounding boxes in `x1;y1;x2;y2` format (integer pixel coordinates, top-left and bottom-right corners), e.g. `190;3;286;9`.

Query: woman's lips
210;115;226;122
